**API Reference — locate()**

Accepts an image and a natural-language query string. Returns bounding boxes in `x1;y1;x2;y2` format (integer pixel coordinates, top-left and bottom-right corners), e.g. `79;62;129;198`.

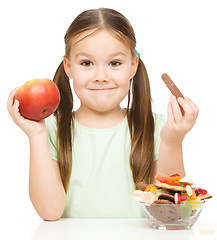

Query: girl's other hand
7;88;47;138
160;95;199;146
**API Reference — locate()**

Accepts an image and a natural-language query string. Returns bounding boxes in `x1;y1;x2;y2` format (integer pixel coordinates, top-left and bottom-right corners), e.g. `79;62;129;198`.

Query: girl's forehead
70;29;131;57
71;28;100;46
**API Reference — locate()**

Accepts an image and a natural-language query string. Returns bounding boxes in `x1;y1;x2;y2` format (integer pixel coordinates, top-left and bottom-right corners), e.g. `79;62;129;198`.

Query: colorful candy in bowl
135;174;212;230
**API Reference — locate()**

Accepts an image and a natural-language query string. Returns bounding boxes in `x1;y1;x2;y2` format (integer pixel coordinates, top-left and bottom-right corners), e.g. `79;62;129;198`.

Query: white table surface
2;200;216;240
2;217;216;240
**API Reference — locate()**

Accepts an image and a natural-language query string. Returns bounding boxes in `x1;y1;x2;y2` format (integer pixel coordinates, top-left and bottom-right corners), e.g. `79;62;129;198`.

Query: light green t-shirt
45;112;166;218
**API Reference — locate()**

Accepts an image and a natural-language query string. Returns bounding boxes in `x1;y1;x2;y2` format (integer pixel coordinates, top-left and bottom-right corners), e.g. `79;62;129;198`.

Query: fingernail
178;97;183;102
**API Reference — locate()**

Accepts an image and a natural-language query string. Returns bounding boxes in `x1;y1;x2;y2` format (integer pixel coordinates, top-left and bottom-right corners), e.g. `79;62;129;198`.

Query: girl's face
64;29;138;113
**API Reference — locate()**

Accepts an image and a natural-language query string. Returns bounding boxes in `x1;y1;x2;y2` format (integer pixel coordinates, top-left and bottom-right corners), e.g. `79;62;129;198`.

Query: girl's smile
89;88;116;91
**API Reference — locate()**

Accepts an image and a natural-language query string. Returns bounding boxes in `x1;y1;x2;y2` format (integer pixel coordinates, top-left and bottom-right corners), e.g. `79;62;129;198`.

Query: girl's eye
109;61;121;67
81;61;93;67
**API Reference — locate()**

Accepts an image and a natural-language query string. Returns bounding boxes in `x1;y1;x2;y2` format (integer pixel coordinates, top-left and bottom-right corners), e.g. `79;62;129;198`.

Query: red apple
15;78;60;121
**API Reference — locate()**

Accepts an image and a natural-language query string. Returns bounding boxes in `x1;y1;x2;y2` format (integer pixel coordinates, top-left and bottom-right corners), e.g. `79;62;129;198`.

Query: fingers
167;102;174;124
177;96;199;121
183;96;199;116
169;96;183;123
168;95;199;124
12;99;20;117
7;88;22;123
7;88;17;115
165;96;199;144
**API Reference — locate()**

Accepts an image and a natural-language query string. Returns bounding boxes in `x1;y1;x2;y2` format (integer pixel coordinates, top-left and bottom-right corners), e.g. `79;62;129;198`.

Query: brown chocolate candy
148;200;180;223
161;73;184;99
158;194;175;204
136;182;148;191
153;199;173;204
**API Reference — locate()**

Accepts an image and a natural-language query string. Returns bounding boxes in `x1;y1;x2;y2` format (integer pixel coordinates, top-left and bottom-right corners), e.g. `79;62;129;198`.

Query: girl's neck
73;106;126;128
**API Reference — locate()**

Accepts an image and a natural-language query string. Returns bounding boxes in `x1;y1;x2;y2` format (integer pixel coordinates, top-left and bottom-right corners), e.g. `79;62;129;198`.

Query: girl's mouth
89;88;116;91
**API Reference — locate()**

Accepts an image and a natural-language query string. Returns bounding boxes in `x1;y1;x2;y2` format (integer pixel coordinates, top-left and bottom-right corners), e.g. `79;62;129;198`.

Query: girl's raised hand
7;88;47;138
160;95;199;146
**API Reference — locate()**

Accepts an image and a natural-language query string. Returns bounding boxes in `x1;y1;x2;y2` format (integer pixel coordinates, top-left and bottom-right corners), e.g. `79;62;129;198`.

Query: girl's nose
94;65;108;82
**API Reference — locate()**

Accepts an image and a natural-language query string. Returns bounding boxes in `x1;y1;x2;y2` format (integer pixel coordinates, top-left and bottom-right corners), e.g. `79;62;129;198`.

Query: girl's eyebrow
109;51;127;57
75;51;126;58
75;52;92;58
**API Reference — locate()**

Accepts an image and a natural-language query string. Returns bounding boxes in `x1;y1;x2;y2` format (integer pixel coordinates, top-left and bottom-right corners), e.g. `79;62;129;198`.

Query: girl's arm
29;132;66;221
153;96;199;180
7;89;66;221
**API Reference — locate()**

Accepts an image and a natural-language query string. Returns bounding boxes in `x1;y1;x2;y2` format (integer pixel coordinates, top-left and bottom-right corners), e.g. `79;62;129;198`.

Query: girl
7;8;199;220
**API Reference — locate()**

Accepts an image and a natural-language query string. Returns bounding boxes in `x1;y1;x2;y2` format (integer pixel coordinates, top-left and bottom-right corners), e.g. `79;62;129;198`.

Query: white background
1;0;216;223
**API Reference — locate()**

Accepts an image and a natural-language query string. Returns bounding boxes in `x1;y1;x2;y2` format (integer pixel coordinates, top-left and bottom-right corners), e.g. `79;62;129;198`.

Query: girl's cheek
113;71;131;87
72;70;93;83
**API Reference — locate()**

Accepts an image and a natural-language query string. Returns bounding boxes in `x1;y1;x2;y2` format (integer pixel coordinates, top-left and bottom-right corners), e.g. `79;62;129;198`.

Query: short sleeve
45;115;58;161
153;113;167;161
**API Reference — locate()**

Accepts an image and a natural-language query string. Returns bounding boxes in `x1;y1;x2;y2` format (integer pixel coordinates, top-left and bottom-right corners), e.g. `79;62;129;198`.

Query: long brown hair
53;8;154;192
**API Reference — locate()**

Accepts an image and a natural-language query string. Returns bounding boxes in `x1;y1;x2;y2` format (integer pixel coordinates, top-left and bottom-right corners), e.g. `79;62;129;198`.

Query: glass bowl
139;200;205;230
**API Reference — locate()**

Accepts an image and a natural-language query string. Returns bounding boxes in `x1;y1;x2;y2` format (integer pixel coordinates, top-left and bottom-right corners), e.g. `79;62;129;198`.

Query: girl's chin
81;103;120;113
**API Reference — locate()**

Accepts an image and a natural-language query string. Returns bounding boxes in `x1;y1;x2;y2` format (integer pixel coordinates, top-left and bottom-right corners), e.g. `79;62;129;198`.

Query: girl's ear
130;55;139;79
63;57;72;78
